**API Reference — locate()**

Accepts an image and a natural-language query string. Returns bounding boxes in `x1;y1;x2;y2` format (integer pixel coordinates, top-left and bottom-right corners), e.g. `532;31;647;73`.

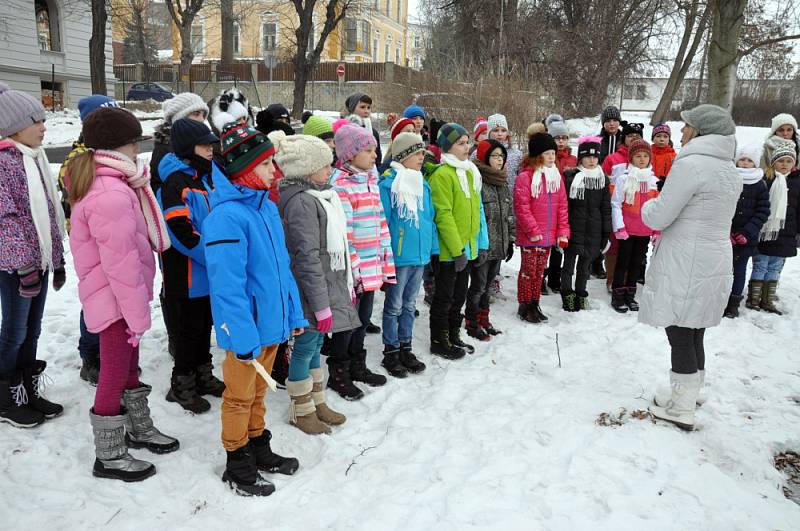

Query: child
302;113;335;149
602;121;644;177
275;132;357;432
0;83;66;428
747;140;800;314
466;139;515;339
344;92;382;162
379;117;417;173
543;118;576;293
331;124;395;387
68;107;178;481
599;105;624;163
725;144;770;318
609;139;659;313
157;118;225;414
760;113;799;175
561;137;611;311
473;118;489;148
403;104;427;134
151;92;209;192
487;113;524;190
204;121;304;496
514;133;569;323
379;132;435;374
651;123;676;186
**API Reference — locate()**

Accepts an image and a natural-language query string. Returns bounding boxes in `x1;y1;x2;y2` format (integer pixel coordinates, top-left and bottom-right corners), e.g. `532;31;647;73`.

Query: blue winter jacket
378;166;440;267
203;164;308;359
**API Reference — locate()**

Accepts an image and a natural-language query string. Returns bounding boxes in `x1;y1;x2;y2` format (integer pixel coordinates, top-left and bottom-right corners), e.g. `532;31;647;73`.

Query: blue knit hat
78;95;119;122
403;104;426;120
437;123;469;153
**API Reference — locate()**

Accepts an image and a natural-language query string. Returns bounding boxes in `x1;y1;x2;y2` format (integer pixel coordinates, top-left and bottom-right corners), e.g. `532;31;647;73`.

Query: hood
208;161;264;209
675;134;736;163
158;152;194;182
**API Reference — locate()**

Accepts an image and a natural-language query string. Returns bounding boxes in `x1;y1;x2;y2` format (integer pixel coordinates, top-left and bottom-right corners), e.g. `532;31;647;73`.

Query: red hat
628;139;652;162
391;117;415;140
473;117;489;141
476;139;507;166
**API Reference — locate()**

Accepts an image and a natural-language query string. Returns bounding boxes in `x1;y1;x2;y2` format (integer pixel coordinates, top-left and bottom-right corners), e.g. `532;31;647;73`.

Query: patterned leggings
518;247;551;303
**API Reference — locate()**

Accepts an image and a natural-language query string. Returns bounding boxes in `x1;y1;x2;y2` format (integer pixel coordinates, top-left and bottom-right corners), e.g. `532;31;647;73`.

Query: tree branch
739;33;800;58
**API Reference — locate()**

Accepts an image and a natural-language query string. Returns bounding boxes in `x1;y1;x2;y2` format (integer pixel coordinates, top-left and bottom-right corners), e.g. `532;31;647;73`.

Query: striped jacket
331;163;396;292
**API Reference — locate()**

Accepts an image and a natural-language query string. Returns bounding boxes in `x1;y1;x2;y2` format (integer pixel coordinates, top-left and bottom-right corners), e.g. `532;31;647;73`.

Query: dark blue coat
730;175;770;259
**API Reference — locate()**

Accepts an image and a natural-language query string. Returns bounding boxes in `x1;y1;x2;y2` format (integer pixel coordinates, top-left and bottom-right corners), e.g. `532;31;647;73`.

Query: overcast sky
408;0;420;23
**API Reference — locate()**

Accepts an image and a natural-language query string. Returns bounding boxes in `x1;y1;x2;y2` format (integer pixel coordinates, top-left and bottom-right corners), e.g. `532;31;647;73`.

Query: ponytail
67;150;97;206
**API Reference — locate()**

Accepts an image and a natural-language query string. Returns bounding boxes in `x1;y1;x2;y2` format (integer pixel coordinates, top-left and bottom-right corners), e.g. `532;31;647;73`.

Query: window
623;82;646;101
344;18;370;53
233;22;240;55
372;31;380;62
396;45;401;65
386;0;392;17
35;0;60;52
262;12;278;52
397;0;402;21
414;35;420;48
191;22;204;55
385;36;391;62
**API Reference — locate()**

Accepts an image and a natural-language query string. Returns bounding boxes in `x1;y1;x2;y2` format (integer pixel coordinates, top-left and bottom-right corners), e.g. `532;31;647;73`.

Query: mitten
505;243;514;262
17;264;42;298
614;228;629;241
454;252;468;273
52;266;66;291
314;307;333;334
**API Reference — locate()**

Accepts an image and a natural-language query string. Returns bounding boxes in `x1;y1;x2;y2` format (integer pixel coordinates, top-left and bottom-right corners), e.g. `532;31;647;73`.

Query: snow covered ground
5;118;800;529
44;109;162;148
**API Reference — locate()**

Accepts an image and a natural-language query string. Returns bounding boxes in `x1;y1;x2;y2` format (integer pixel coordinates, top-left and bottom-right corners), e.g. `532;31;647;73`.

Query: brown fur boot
310;368;346;425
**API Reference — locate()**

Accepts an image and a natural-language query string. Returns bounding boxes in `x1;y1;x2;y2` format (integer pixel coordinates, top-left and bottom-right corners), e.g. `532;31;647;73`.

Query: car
126;82;175;102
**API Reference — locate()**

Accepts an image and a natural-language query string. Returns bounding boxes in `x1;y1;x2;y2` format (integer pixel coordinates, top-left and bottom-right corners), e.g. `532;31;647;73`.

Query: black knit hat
170;118;219;158
621;121;645;139
256;109;295;137
429;118;446;147
267;103;290;121
577;139;602;160
83;107;151;150
601;106;622;124
528;133;557;158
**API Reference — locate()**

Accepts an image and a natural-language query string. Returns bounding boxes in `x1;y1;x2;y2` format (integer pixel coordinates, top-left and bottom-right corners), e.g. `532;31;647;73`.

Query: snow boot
561;290;579;312
222;445;275;497
122;384;180;454
365;321;381;334
450;325;475;354
286;378;330;435
430;328;466;360
270;342;291;389
310;367;346;425
166;372;211;414
478;308;502;335
0;374;44;428
760;280;782;315
745;280;763;310
349;349;387;387
464;318;491;342
518;302;541;323
577;291;590;310
650;371;702;431
80;355;100;386
625;287;640;311
21;360;63;419
655;370;706;407
723;294;743;319
195;362;225;397
326;358;364;401
540;278;550;296
381;346;409;378
90;408;155;482
611;288;629;313
249;430;299;475
399;342;426;373
531;300;548;322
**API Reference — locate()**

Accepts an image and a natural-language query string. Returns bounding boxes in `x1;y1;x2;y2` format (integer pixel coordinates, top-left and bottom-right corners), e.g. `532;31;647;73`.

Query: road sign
336;63;345;80
264;55;278;69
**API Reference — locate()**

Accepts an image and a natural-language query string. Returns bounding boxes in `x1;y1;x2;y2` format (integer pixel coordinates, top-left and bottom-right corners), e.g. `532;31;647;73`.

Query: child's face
402;150;425;171
488;147;505;171
541;149;556;166
604;119;620;134
411;116;425;133
489;127;509;143
774;156;795;175
624;133;641;146
776;124;795;140
254;157;276;188
653;132;670;147
194;144;214;160
581;155;599;169
736;157;755;169
400;123;415;135
448;135;471;161
324;138;335;149
351;146;377;170
476;130;488;143
631;152;650;169
355;101;371;119
554;135;569;150
309;164;332;185
187;110;207;122
10;121;46;148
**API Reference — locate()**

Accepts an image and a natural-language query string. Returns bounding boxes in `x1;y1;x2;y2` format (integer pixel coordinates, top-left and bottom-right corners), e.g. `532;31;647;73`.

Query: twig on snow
555;333;562;368
105;508;122;526
345;425;391;476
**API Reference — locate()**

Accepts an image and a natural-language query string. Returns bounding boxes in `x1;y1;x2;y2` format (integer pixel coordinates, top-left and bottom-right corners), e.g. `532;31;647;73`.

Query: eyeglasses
554;136;569;141
490;154;505;160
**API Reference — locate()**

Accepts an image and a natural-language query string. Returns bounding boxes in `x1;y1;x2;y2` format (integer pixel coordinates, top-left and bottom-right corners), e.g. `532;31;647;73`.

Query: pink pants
93;319;140;416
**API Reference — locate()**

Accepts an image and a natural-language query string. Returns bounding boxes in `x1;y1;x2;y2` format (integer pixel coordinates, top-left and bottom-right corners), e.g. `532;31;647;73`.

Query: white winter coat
638;134;742;329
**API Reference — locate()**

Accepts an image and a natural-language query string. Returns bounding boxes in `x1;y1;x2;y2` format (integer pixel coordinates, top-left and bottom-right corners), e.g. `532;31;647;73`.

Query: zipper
252;295;258;324
257;193;286;329
397;226;404;257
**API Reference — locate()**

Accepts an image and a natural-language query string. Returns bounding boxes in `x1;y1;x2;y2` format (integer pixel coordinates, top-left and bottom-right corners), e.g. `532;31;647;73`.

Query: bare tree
164;0;205;86
220;0;234;64
89;0;108;93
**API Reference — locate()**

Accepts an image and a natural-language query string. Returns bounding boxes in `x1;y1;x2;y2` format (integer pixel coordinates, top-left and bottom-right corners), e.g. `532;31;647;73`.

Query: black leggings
613;236;649;289
666;326;705;374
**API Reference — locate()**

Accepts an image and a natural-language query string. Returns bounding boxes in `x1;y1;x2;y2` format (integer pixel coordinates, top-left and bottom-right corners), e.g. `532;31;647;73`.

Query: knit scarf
622;166;652;205
738;167;764;186
569;165;605;200
232;170;270;190
441;153;482;198
761;172;789;241
475;161;507;187
388;161;424;227
304;188;353;295
93;150;170;253
8;139;66;271
529;164;562;198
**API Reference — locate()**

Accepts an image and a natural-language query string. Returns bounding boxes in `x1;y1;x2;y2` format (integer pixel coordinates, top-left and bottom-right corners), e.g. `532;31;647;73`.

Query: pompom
577;135;602;145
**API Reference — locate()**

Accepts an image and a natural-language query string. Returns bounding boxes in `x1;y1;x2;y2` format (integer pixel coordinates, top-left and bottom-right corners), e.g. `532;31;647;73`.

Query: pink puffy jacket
514;166;570;248
69;163;155;335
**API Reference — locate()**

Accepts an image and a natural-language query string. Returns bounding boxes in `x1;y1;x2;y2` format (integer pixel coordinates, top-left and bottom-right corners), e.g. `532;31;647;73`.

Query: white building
0;0;114;109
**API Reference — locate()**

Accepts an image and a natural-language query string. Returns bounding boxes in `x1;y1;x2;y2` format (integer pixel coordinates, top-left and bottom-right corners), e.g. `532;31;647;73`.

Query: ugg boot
90;408;155;482
561;290;579;312
577;290;589;310
249;430;299;475
464;318;491;341
625;287;640;311
286;378;330;435
0;374;44;428
650;371;702;430
326;358;364;401
478;309;502;335
655;370;706;407
723;294;743;318
349;349;387;387
21;361;63;419
518;302;540;323
166;372;211;414
381;346;409;378
222;444;275;497
760;280;782;315
310;367;345;425
122;384;180;454
449;325;475;354
399;343;426;373
430;328;466;360
746;280;763;310
195;362;225;397
611;288;629;313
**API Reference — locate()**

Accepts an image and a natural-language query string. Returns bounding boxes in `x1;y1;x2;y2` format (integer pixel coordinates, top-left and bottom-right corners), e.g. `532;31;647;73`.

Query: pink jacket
69;163;155;335
514;166;570;247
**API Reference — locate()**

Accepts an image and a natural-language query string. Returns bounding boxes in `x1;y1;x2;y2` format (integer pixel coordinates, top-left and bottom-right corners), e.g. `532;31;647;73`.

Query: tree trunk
292;65;310;119
707;0;747;110
179;20;194;91
89;0;107;94
220;0;234;64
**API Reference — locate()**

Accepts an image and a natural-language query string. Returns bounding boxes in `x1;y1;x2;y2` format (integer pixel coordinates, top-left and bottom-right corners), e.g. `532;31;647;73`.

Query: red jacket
513;166;570;248
602;145;629;177
556;148;577;175
651;145;676;179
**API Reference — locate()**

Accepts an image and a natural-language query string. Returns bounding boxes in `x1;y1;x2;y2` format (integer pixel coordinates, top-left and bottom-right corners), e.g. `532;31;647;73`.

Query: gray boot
123;384;180;454
90;408;156;482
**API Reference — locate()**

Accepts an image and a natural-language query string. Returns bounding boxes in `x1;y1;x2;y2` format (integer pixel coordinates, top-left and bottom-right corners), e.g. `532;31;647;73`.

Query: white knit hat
270;131;332;177
391;132;425;162
735;143;762;165
162;92;208;125
487;113;508;131
770;113;798;135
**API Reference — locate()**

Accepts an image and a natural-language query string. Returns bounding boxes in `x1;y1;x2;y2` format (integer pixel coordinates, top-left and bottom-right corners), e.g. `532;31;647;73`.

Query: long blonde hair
67;150;97;206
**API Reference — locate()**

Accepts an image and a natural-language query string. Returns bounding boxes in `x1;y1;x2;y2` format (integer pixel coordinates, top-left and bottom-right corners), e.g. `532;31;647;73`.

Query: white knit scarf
93;150;171;253
738;167;764;186
304;188;354;295
441;153;482;198
530;164;562;198
389;161;424;227
622;166;653;205
8;139;66;271
761;171;788;241
569;165;605;200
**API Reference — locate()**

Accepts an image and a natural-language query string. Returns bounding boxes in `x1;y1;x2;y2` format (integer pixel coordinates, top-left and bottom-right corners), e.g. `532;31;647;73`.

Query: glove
354;278;364;296
125;328;143;348
17;264;42;298
430;254;440;276
651;233;661;246
454;252;469;273
52;266;66;291
314;307;333;334
733;233;748;245
557;237;569;249
476;249;489;267
505;243;514;262
614;229;629;241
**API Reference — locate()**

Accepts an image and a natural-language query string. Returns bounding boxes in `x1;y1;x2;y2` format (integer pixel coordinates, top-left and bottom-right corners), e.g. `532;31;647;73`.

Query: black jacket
599;129;624;163
150;122;172;194
563;168;612;257
757;171;800;258
730;178;770;259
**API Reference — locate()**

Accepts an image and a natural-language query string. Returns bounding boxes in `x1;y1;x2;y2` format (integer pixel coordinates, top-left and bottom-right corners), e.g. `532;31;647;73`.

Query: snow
5;118;800;529
44;109;163;148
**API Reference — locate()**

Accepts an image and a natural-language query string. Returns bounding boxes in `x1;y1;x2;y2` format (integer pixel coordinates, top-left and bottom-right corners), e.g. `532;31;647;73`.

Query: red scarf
232;170;270;190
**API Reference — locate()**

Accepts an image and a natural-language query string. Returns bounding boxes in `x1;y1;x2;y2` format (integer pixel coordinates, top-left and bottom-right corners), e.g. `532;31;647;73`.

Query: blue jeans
750;253;785;282
382;265;424;347
0;271;49;378
287;330;323;382
78;310;100;361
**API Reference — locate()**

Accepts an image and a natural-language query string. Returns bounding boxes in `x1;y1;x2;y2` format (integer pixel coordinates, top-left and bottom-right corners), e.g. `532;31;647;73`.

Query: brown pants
221;345;278;452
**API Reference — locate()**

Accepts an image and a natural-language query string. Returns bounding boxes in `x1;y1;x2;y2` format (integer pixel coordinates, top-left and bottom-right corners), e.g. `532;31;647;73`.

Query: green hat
303;115;334;140
221;122;275;179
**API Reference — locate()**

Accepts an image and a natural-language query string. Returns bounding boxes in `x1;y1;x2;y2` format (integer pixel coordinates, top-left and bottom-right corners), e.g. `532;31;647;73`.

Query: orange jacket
651;145;676;179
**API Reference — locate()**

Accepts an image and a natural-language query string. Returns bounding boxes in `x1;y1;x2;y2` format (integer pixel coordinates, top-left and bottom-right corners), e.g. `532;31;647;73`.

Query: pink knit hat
651;123;671;140
332;118;350;133
334;123;377;163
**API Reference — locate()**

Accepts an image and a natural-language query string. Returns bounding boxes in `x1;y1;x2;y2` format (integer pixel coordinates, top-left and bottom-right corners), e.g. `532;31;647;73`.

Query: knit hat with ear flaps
163;92;208;125
210;88;252;134
601;105;622;124
476;139;507;166
771;140;797;164
680;104;736;136
270;132;332;178
82;107;151;150
770;113;798;135
0;82;46;137
528;133;557;158
437;123;469;153
334;123;376;163
391;132;425;163
221;122;275;179
627;139;652;162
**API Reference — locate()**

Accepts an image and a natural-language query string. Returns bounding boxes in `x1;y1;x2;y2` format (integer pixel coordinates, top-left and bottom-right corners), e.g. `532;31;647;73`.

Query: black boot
80;354;100;386
561;290;579;312
465;318;491;341
430;328;466;360
381;346;408;378
723;294;743;319
195;362;225;397
270;342;290;389
531;300;548;322
625;287;639;311
540;278;550;296
365;321;381;334
611;288;629;313
350;349;387;387
222;445;275;497
250;430;299;475
449;326;475;354
326;358;364;400
399;343;426;373
0;374;45;428
518;303;540;323
21;360;63;419
166;372;211;414
479;309;502;335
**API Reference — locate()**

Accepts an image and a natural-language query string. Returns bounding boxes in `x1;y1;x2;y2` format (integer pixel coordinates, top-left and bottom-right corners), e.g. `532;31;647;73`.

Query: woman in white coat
638;104;741;430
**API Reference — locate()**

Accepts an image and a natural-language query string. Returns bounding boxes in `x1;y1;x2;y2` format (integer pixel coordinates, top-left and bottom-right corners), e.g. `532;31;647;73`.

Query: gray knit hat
601;106;621;124
391;132;425;162
0;82;46;137
680;104;736;136
548;120;569;138
162;92;208;124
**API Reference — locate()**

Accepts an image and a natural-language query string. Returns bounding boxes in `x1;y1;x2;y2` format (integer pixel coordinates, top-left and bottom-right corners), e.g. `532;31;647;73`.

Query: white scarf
761;172;788;241
441;153;482;198
304;188;354;295
389;161;424;227
530;164;562;198
8;139;66;271
569;165;605;200
622;166;653;205
738;167;764;186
